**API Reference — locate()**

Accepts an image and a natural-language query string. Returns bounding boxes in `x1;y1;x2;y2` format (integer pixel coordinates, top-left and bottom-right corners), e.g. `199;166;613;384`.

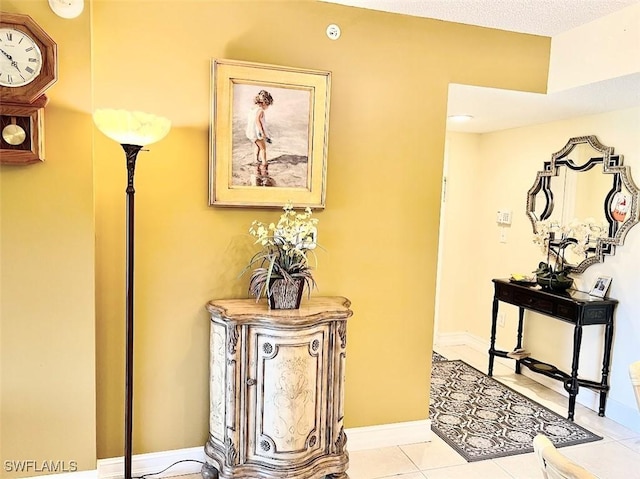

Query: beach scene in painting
231;83;311;188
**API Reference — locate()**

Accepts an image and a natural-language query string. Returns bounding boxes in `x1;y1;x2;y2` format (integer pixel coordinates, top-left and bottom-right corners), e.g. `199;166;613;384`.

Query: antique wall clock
0;12;57;165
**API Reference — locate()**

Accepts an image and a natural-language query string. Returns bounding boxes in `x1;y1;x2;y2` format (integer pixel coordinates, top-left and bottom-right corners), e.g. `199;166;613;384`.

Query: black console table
489;278;618;420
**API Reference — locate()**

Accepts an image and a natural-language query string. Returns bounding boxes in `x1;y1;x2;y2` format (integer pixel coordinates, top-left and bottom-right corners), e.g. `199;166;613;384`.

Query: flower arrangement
242;203;319;302
532;218;607;288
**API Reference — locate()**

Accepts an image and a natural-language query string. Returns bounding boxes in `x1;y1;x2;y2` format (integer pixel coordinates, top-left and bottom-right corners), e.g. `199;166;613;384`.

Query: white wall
548;3;640;92
438;106;640;431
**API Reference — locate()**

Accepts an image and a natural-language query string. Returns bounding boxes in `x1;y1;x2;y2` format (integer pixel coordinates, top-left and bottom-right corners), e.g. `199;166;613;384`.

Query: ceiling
323;0;637;36
322;0;640;133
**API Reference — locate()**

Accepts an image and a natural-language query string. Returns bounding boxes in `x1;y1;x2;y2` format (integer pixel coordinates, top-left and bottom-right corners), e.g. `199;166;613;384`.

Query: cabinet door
246;324;329;465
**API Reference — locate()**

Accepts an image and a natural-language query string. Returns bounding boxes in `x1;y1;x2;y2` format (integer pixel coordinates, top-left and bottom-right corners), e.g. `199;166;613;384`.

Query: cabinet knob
246;378;256;386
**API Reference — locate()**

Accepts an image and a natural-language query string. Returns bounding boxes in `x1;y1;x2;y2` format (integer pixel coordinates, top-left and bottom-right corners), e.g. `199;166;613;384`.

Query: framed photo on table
590;276;612;298
209;59;331;208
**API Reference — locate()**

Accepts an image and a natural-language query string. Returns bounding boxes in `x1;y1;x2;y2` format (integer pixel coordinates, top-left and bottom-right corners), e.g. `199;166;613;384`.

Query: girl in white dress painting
245;90;274;170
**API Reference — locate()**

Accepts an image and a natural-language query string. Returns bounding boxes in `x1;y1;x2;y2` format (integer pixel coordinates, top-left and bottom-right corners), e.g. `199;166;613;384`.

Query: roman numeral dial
0;27;43;87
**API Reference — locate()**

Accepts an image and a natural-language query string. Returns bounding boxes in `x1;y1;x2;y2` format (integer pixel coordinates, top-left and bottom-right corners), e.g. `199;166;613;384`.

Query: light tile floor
345;344;640;479
182;344;640;479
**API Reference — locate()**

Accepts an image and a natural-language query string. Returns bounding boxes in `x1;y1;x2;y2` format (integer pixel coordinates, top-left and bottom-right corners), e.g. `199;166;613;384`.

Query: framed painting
209;59;331;208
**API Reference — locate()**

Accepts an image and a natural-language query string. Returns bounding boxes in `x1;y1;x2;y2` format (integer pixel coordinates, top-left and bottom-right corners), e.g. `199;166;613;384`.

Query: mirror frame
526;135;640;273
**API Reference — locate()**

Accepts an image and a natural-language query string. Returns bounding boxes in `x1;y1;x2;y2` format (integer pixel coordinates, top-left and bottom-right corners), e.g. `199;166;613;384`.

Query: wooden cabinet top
206;296;352;325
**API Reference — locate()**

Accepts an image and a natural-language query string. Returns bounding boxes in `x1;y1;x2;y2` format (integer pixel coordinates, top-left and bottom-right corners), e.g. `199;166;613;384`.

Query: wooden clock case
0;12;57;165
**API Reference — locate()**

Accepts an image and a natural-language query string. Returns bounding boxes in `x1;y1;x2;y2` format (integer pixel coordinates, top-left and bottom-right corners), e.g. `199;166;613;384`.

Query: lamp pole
123;144;143;479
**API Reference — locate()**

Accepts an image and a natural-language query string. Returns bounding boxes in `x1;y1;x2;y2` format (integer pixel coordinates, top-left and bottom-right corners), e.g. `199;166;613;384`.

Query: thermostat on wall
497;210;512;225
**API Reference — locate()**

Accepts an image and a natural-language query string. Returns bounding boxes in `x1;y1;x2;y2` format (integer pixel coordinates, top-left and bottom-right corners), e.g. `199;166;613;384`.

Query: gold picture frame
209;59;331;208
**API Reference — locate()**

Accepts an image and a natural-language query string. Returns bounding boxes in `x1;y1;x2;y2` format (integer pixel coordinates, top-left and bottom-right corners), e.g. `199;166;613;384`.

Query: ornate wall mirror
526;135;640;273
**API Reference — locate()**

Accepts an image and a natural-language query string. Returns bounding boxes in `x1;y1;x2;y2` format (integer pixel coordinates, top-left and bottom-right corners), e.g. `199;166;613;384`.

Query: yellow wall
1;0;550;470
0;1;95;477
92;0;549;458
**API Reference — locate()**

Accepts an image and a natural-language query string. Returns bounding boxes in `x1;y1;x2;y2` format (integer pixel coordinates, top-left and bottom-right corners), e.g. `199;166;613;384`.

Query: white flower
248;202;319;266
533;217;608;267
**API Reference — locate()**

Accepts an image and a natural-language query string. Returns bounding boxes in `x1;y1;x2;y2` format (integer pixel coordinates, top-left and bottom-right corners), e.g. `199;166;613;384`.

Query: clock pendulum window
2;119;29;147
0;12;57;165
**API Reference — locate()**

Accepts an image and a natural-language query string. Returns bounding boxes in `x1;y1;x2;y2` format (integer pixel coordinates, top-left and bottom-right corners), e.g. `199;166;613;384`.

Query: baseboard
18;470;98;479
601;396;640;433
19;446;206;479
434;331;473;348
97;446;206;479
87;420;431;478
345;419;432;451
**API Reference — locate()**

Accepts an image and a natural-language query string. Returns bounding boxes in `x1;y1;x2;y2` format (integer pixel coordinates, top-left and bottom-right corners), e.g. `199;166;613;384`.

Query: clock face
0;27;43;87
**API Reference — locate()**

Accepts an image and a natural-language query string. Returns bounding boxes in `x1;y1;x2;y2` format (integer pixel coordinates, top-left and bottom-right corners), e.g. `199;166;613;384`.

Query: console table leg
515;307;525;374
488;296;499;376
599;320;615;416
598;395;607;417
568;324;584;421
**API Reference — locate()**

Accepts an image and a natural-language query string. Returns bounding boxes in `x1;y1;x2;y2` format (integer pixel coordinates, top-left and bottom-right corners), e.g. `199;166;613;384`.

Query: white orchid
250;203;319;258
533;217;607;270
243;202;320;301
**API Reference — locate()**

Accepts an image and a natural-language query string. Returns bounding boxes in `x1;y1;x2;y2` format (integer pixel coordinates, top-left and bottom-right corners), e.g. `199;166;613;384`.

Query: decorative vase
268;277;305;309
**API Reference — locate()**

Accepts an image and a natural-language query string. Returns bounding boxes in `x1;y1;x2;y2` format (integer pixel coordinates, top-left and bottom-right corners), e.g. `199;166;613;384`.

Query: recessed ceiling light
448;114;474;122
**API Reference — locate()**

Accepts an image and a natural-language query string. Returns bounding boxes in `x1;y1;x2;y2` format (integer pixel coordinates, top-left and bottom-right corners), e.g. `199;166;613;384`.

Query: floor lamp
93;109;171;479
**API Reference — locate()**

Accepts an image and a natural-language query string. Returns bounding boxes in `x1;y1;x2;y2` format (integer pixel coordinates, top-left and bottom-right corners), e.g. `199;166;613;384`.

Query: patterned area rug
432;351;448;362
430;360;602;462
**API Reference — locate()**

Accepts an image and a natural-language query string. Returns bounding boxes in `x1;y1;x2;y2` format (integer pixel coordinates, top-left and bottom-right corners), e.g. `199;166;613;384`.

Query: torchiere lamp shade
93;109;171;146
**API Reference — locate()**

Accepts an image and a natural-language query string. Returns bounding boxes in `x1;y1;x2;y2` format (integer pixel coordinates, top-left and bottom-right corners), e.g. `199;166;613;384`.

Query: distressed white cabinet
203;297;352;479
